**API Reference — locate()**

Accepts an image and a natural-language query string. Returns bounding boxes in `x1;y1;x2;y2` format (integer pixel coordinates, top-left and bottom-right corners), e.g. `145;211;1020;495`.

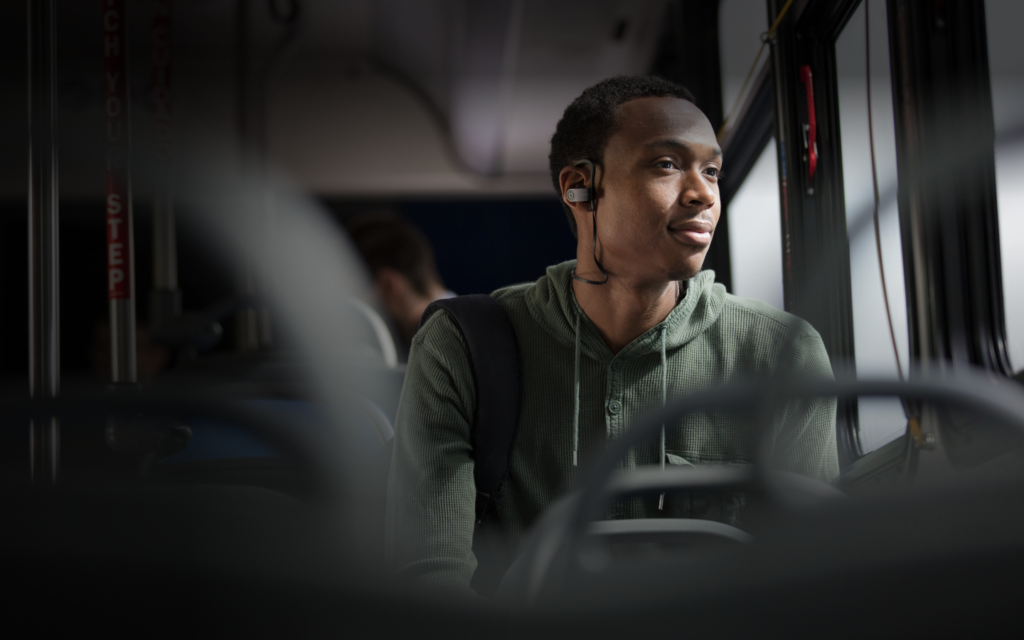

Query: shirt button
608;400;622;414
611;360;623;372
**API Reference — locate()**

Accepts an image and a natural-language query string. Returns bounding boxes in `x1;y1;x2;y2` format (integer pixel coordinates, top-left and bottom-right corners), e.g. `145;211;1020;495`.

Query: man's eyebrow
644;138;723;159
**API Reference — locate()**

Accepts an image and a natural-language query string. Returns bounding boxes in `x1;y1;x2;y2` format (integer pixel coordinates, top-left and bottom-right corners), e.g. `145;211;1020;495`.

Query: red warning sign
104;0;132;300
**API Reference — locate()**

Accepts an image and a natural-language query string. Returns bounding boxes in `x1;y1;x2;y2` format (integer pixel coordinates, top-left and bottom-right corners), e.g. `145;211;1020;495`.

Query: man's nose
681;170;716;208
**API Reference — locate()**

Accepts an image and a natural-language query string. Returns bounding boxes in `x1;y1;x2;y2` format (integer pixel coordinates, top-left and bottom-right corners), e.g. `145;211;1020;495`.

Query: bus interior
5;0;1024;634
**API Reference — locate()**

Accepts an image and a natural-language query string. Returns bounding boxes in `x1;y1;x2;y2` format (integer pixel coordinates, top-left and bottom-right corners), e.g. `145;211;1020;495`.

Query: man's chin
669;268;701;283
667;254;709;282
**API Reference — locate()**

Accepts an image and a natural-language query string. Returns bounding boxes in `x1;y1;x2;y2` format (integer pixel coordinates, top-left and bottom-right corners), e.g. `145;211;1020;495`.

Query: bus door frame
885;0;1011;470
765;0;861;465
886;0;1010;376
28;0;60;484
751;0;1012;468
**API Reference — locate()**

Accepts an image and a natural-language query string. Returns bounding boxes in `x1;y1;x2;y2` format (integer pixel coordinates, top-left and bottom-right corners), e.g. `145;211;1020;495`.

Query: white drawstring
659;325;667;510
572;309;581;467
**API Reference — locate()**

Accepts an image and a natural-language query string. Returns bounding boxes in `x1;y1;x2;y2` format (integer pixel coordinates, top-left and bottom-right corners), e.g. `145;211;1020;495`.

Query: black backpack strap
421;295;522;526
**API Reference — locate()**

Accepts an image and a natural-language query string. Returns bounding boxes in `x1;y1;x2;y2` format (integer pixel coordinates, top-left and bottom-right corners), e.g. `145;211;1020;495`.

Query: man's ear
374;268;409;303
559;164;594;230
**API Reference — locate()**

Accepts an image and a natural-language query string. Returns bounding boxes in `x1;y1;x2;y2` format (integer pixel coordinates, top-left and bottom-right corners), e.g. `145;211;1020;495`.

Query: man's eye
655;160;677;170
704;167;721;179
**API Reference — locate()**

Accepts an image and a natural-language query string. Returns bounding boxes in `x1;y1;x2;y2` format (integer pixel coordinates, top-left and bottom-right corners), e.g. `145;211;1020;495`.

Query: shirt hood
522;260;726;363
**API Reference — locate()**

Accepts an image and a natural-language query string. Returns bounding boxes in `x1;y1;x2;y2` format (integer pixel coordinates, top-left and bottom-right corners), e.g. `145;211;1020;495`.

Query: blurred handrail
514;369;1024;603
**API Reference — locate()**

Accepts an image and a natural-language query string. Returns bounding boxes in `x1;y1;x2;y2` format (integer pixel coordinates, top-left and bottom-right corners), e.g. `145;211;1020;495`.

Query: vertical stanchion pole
28;0;60;484
235;0;260;353
104;0;138;385
150;0;181;337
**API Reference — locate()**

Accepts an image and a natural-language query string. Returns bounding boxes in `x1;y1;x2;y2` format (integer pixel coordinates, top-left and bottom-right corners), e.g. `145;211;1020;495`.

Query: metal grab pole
28;0;60;484
104;0;138;384
150;0;181;335
234;0;301;352
235;0;260;353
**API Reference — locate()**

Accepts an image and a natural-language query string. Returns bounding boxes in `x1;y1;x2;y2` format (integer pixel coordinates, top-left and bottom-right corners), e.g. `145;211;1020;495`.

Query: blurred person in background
346;212;454;355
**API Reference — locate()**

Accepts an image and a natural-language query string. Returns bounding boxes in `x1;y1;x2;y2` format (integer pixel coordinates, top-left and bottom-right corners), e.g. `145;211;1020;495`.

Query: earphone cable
572;159;609;285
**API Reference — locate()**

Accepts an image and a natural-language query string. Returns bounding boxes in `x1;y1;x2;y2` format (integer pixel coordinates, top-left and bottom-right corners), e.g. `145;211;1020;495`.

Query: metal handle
517;373;1024;605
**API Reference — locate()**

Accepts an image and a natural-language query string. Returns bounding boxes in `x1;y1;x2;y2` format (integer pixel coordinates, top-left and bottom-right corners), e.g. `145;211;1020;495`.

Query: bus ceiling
5;1;733;200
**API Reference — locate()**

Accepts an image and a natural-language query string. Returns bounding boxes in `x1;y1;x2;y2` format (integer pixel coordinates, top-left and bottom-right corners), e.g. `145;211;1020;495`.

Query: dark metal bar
236;0;250;157
109;300;137;382
885;0;1010;379
796;0;861;40
150;0;182;337
766;0;860;465
28;0;60;484
28;0;59;401
249;0;302;350
767;0;799;316
720;61;775;208
235;0;261;353
104;0;138;384
29;419;59;485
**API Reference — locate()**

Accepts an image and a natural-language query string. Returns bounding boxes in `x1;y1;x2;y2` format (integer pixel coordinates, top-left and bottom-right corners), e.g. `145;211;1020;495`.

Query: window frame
885;0;1011;468
722;0;1011;467
720;61;776;209
707;0;1009;466
764;0;862;466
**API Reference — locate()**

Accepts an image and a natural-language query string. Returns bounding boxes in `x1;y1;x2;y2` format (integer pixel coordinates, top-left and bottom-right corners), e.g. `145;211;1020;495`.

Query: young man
385;76;838;595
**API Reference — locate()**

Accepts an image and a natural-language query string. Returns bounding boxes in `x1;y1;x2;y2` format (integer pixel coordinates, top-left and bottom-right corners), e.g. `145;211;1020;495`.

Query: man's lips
668;219;714;246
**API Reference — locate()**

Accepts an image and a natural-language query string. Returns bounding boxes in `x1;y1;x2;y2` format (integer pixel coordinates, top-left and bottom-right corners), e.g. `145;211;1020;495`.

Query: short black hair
345;212;444;296
549;75;696;237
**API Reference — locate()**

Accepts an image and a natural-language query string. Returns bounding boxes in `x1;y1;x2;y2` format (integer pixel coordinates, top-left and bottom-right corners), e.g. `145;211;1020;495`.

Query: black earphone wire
570;159;609;285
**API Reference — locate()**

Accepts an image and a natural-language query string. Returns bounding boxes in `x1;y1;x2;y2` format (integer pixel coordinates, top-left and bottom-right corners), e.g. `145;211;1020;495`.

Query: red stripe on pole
104;0;131;300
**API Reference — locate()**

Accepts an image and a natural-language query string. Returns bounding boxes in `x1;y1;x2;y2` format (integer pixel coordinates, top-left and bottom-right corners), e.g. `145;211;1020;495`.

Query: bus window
727;139;783;309
986;0;1024;373
718;0;769;122
718;0;782;309
835;0;910;453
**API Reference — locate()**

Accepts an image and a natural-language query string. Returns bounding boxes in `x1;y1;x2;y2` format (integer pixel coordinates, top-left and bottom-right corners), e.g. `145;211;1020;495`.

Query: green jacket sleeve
384;310;480;594
771;329;841;484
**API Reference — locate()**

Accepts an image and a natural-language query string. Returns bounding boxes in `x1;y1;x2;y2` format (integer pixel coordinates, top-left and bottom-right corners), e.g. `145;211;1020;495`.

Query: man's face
592;96;722;284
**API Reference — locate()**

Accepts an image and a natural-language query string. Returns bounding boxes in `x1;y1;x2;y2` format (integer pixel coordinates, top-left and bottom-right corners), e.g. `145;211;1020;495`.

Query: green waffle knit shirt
385;260;838;591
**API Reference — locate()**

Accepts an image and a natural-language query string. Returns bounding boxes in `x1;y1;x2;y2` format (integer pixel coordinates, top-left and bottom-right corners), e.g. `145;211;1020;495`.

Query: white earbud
565;188;590;202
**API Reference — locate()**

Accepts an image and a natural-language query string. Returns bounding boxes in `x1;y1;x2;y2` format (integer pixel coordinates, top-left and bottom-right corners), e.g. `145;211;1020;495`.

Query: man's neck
572;267;680;355
401;284;450;343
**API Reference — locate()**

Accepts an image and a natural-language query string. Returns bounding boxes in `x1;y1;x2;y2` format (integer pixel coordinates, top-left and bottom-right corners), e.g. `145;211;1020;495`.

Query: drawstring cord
573;286;675;503
573;309;581;466
659;326;667;511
